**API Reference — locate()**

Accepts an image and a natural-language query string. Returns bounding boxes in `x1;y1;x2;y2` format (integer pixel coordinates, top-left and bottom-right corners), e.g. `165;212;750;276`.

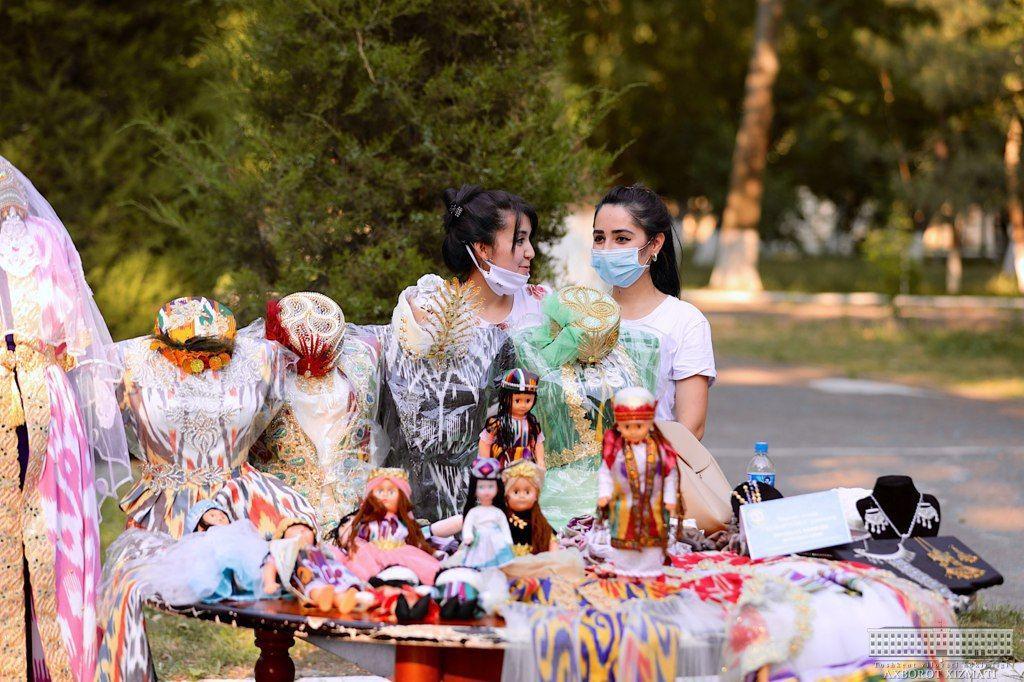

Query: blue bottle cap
754;441;768;454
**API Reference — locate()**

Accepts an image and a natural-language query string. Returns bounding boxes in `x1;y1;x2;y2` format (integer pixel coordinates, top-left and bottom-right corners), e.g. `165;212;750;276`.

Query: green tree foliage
156;0;608;323
566;0;925;237
0;0;231;337
565;0;1024;249
859;0;1018;223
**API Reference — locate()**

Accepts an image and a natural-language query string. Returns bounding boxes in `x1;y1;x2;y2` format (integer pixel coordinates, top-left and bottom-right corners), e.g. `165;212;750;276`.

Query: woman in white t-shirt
590;184;716;438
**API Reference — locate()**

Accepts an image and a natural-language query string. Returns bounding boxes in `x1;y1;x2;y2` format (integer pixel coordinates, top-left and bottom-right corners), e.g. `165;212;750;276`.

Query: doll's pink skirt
344;540;441;585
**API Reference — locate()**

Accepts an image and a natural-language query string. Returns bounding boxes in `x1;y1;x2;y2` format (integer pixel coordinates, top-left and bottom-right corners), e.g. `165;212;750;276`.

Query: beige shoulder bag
656;420;733;534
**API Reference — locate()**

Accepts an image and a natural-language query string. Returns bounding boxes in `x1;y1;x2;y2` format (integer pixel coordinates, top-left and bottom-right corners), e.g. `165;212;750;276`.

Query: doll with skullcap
445;458;515;569
597;386;681;576
254;291;381;537
502;460;557;556
479;368;545;467
340;468;441;585
117;296;317;539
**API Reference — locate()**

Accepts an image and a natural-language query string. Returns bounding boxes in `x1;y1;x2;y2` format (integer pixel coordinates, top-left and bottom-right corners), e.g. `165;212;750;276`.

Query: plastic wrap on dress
362;317;515;521
0;157;130;502
117;326;315;538
513;327;660;529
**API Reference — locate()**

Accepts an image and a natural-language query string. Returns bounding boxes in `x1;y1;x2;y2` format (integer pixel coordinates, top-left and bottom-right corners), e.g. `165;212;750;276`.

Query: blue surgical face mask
591;240;653;288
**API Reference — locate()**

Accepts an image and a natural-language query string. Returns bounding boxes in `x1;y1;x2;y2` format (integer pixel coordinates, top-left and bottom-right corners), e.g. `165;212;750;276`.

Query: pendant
863;507;889;535
913;502;939;529
854;542;916;563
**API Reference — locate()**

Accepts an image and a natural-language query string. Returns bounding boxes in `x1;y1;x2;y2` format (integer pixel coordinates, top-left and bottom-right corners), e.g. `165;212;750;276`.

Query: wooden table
150;597;508;682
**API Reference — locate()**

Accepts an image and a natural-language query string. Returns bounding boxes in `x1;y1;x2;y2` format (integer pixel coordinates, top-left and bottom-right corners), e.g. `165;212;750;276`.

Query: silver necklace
864;492;939;539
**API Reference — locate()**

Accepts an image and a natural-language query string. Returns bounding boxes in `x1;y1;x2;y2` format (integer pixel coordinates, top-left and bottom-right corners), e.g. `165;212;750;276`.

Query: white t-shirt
620;296;716;421
492;284;547;332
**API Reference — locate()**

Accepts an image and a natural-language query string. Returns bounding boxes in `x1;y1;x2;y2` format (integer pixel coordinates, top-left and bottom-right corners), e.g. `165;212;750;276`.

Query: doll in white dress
447;458;514;569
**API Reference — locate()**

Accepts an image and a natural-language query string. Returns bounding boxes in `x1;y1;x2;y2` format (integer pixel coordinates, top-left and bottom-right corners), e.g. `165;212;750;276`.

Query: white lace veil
0;155;131;502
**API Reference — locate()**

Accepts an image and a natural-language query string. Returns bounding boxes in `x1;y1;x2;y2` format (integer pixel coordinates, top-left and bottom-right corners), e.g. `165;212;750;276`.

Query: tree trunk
946;218;962;294
710;0;783;291
1005;115;1024;293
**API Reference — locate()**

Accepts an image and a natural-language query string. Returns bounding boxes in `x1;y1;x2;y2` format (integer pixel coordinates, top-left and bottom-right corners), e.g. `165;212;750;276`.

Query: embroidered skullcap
533;286;621;367
501;459;544;490
266;292;346;377
154;296;237;345
471;457;502;480
0;157;28;217
499;368;539;394
612;386;657;421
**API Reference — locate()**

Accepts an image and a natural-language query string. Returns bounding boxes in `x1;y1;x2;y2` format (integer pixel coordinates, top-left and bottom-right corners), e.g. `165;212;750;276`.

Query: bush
157;0;609;323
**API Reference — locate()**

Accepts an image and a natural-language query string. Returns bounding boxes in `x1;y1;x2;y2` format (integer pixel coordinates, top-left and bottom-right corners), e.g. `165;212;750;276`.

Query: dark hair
594;184;680;296
462;475;507;519
487;389;540;460
441;184;539;277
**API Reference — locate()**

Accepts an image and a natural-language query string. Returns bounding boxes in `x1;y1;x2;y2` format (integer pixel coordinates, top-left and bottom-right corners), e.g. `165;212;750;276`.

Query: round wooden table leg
441;647;504;681
394;644;442;682
254;628;296;682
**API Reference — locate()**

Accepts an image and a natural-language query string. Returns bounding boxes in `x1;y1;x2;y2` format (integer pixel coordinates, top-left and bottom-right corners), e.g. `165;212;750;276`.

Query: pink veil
0;155;131;502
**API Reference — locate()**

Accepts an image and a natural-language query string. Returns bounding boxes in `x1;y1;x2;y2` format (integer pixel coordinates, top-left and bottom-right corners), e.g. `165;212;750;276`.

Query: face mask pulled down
466;245;529;296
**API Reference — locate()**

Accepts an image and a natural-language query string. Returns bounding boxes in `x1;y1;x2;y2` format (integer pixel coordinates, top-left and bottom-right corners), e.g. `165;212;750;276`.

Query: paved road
704;360;1024;608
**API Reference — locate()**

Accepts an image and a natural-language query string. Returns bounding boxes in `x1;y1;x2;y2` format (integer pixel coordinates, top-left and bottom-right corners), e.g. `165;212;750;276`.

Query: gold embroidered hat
501;459;544;490
531;286;621;367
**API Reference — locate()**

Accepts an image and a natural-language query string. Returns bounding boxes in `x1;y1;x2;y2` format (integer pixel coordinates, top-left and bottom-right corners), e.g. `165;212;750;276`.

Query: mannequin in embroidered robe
0;156;130;681
251;292;381;538
597;386;680;577
116;296;317;539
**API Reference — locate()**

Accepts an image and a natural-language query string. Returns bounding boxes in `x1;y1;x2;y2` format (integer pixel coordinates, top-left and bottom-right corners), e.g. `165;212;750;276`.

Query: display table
148;597;507;682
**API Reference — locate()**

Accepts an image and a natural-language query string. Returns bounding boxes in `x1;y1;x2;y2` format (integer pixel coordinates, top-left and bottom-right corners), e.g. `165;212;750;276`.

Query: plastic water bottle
746;441;775;488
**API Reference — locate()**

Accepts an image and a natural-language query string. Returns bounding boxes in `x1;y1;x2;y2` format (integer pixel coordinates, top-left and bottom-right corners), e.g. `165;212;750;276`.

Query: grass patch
958;601;1024;661
680;252;1016;297
710;315;1024;398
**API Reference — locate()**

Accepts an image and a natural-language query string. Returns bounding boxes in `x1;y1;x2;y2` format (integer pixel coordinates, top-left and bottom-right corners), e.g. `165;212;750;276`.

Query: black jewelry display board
809;536;1003;596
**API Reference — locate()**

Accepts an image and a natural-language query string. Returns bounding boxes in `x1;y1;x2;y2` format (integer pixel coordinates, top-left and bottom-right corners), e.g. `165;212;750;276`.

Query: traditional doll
502;460;557;556
0;157;130;681
185;499;231;533
446;458;515;569
341;468;441;585
117;296;318;539
262;518;364;612
254;292;381;537
479;368;545;467
366;566;439;624
597;386;681;576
